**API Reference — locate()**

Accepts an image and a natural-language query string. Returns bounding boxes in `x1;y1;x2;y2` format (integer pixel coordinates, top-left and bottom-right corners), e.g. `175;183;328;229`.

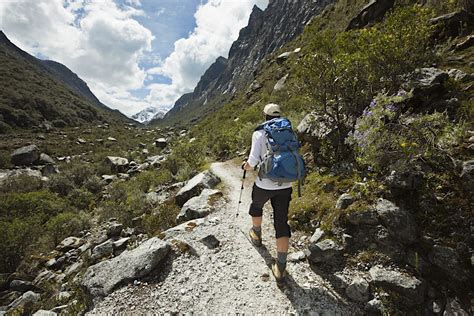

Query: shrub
348;92;465;172
0;218;40;273
0;151;11;169
133;169;173;193
83;175;104;194
294;6;436;164
142;202;180;235
47;173;75;196
0;174;43;193
46;211;91;246
0;190;68;221
67;188;95;210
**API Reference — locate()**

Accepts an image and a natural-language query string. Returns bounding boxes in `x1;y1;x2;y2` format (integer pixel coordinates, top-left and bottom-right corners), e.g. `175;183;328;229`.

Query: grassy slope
0;42;131;132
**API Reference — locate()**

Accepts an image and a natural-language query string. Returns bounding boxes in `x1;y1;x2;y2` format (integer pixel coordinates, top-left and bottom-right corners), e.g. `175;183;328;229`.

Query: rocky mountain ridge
154;0;335;126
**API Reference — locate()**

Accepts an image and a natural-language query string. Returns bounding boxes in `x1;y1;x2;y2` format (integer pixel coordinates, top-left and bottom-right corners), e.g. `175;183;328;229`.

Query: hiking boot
271;262;286;284
248;228;262;247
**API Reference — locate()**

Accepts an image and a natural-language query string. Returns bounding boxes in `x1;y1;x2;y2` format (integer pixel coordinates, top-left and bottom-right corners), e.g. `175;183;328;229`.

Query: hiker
241;103;305;283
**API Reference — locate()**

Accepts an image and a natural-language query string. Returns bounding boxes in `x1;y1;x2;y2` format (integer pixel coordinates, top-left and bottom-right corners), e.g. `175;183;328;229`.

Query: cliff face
157;0;335;125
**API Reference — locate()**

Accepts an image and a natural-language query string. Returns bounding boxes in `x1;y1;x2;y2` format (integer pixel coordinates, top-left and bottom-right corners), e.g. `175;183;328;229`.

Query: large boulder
460;160;474;191
306;239;344;264
155;138;168;149
375;199;417;244
175;171;220;207
104;156;129;173
403;68;449;99
39;153;55;165
82;237;169;297
91;239;114;262
9;280;36;293
430;10;474;40
273;74;289;92
346;208;379;226
346;0;395;30
11;145;40;166
429;245;470;282
369;266;425;307
176;189;223;223
56;237;84;252
8;291;40;310
386;170;423;194
297;112;340;166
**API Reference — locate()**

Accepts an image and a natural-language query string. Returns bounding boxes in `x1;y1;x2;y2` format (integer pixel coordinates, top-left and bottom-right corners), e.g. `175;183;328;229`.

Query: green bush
0;218;41;273
133;169;173;193
0;190;68;221
294;5;436;164
348;92;465;172
0;174;43;193
67;188;95;210
47;173;75;196
46;211;91;246
0;151;11;169
0;191;69;272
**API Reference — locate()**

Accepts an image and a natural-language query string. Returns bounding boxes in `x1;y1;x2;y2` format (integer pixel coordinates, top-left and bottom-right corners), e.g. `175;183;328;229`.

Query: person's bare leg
276;237;289;253
252;216;262;228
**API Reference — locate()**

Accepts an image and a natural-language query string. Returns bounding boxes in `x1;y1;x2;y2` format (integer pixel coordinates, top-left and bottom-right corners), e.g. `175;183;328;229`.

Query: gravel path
87;160;360;315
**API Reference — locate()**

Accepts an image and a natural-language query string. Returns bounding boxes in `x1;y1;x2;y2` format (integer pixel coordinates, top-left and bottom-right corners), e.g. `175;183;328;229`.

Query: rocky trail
88;160;360;314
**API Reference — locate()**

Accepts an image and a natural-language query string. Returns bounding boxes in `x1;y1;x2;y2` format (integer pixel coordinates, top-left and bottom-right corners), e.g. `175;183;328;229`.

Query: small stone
200;235;220;249
288;251;306;262
33;310;57;316
336;193;354;209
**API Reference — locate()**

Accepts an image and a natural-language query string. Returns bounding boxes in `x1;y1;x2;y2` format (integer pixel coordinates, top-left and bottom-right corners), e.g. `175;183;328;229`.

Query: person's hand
241;161;247;170
242;162;254;171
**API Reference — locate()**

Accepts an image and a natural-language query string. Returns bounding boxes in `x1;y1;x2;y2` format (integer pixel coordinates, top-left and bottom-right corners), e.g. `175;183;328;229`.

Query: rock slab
369;266;425;306
175;171;221;206
11;145;40;166
375;199;416;244
82;237;170;297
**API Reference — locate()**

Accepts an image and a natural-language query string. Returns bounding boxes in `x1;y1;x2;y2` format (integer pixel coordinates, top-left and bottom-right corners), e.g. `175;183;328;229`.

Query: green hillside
0;32;131;133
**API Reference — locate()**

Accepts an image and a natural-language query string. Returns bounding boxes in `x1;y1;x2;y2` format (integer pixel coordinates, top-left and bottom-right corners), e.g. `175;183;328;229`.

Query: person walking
241;103;297;283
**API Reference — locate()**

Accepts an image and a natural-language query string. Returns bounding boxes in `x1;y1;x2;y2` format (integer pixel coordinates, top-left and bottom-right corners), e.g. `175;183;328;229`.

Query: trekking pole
236;169;247;217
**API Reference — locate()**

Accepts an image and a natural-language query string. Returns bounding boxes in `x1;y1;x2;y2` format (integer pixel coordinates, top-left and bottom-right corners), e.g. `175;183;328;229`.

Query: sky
0;0;268;116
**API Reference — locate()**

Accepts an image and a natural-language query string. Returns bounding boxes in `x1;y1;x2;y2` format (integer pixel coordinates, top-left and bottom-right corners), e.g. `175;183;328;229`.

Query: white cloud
125;0;142;7
0;0;153;116
0;0;268;117
147;0;268;109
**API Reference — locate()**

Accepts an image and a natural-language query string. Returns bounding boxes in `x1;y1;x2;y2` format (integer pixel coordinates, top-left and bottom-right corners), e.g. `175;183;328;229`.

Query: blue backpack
256;118;306;196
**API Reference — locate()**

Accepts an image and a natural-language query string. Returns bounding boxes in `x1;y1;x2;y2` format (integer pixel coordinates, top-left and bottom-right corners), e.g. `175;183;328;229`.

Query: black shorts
248;183;292;238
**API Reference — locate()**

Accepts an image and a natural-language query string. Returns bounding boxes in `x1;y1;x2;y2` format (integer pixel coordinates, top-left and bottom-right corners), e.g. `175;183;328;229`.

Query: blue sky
0;0;268;116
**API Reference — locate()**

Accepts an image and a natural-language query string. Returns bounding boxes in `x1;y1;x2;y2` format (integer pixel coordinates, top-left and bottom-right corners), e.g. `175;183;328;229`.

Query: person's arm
243;131;261;171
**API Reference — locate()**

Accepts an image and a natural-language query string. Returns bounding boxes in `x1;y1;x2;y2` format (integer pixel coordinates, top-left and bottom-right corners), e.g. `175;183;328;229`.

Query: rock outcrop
346;0;395;30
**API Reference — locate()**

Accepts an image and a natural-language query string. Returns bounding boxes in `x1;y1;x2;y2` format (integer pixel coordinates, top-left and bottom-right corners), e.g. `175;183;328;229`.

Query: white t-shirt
247;129;292;190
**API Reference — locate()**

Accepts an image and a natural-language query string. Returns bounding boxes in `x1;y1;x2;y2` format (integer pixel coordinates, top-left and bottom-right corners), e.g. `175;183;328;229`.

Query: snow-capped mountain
131;107;167;124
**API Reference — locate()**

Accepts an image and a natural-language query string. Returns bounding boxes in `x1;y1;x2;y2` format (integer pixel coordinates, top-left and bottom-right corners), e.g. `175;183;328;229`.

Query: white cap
263;103;281;116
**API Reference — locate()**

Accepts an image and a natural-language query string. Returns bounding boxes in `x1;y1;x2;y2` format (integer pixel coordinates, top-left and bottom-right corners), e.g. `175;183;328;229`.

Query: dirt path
88;160;359;314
